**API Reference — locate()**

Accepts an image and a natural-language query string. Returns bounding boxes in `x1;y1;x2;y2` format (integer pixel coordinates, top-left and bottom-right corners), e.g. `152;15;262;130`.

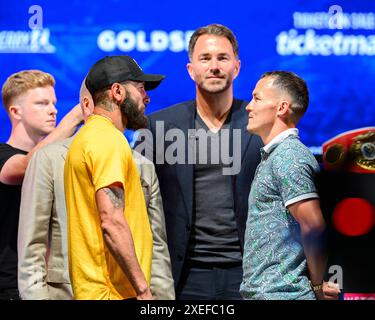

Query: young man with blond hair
0;70;82;300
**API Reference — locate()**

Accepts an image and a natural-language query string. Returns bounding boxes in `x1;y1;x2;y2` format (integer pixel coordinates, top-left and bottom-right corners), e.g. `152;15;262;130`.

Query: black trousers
0;288;20;300
176;263;243;300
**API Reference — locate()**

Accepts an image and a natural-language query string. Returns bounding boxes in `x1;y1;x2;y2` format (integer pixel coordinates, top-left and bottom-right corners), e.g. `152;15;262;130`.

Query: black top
0;143;27;290
187;112;242;265
142;99;263;286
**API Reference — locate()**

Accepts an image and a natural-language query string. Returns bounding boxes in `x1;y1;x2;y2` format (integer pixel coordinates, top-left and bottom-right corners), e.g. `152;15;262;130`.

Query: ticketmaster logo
97;30;194;52
276;29;375;56
0;29;56;53
275;8;375;56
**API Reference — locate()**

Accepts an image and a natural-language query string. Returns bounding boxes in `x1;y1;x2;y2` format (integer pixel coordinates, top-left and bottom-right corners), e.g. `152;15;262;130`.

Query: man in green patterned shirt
240;71;340;300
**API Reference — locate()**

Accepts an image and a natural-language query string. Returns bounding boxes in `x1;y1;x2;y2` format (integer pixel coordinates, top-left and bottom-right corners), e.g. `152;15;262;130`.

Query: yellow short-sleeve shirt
64;115;152;300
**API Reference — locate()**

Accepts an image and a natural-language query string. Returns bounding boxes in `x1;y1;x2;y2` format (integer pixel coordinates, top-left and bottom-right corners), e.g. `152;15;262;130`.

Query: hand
55;103;83;133
136;287;153;300
322;281;341;300
66;103;84;124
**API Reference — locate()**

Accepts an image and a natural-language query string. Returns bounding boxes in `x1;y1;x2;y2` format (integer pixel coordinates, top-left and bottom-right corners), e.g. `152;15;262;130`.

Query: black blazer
135;99;263;288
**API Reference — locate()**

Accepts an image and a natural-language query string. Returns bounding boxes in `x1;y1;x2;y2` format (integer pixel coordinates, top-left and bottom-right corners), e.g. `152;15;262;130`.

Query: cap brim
132;74;165;91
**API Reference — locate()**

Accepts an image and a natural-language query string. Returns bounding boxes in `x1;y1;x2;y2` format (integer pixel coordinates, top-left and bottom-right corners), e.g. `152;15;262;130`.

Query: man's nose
48;103;57;115
245;100;253;112
144;93;150;105
209;58;220;72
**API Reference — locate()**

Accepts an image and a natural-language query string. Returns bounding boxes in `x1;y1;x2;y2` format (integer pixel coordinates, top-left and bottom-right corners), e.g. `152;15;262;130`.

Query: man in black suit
135;23;262;299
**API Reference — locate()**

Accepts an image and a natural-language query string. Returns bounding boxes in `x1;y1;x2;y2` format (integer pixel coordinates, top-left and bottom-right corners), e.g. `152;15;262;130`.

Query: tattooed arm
96;183;152;300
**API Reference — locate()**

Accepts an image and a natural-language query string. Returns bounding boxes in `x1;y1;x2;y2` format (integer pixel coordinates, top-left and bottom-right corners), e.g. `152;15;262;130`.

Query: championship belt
322;127;375;174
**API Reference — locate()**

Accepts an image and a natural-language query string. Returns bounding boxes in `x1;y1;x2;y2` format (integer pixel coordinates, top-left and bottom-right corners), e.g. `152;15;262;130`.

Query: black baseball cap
85;55;165;95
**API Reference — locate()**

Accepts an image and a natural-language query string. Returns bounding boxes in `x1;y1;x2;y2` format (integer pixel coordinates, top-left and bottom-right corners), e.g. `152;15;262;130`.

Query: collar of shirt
260;128;299;159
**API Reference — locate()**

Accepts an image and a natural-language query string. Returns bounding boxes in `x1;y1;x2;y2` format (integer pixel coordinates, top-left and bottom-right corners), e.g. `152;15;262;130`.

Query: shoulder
75;121;126;149
233;98;249;110
0;143;11;151
0;143;26;155
272;136;319;171
0;143;27;168
37;138;73;156
148;100;195;121
275;136;308;154
132;150;154;166
287;137;316;161
230;98;249;118
69;127;130;167
0;143;15;161
132;150;156;179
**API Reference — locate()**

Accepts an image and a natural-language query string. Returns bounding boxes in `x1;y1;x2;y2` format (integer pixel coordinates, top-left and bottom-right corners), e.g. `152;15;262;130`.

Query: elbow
301;219;326;237
100;210;125;236
100;211;114;235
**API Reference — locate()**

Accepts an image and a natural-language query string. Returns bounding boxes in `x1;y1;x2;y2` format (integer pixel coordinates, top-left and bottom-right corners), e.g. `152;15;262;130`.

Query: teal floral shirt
240;129;320;300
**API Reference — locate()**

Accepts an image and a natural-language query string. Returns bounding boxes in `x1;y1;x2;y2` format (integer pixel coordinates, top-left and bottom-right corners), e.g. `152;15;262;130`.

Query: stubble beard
198;75;232;94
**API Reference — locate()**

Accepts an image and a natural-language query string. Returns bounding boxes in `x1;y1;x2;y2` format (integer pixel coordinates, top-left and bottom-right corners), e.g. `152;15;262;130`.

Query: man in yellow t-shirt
64;55;164;300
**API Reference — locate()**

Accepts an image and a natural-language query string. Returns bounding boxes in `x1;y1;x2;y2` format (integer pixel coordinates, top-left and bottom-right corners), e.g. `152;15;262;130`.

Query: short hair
261;71;309;122
2;70;55;112
92;86;109;106
188;23;239;61
79;78;90;102
92;81;129;111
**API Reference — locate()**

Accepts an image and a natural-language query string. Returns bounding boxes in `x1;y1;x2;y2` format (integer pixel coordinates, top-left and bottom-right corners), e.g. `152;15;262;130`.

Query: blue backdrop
1;0;374;151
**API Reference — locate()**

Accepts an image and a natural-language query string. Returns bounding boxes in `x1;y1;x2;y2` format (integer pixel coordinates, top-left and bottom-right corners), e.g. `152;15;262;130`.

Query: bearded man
64;55;164;300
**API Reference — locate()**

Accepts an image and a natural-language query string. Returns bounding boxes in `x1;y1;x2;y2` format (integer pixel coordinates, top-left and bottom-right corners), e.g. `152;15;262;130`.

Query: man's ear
8;104;22;120
186;62;195;82
82;96;94;117
232;59;241;81
111;83;126;104
277;100;290;117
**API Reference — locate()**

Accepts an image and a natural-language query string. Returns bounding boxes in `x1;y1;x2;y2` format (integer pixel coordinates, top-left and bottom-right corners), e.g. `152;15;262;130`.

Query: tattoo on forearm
103;187;124;209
